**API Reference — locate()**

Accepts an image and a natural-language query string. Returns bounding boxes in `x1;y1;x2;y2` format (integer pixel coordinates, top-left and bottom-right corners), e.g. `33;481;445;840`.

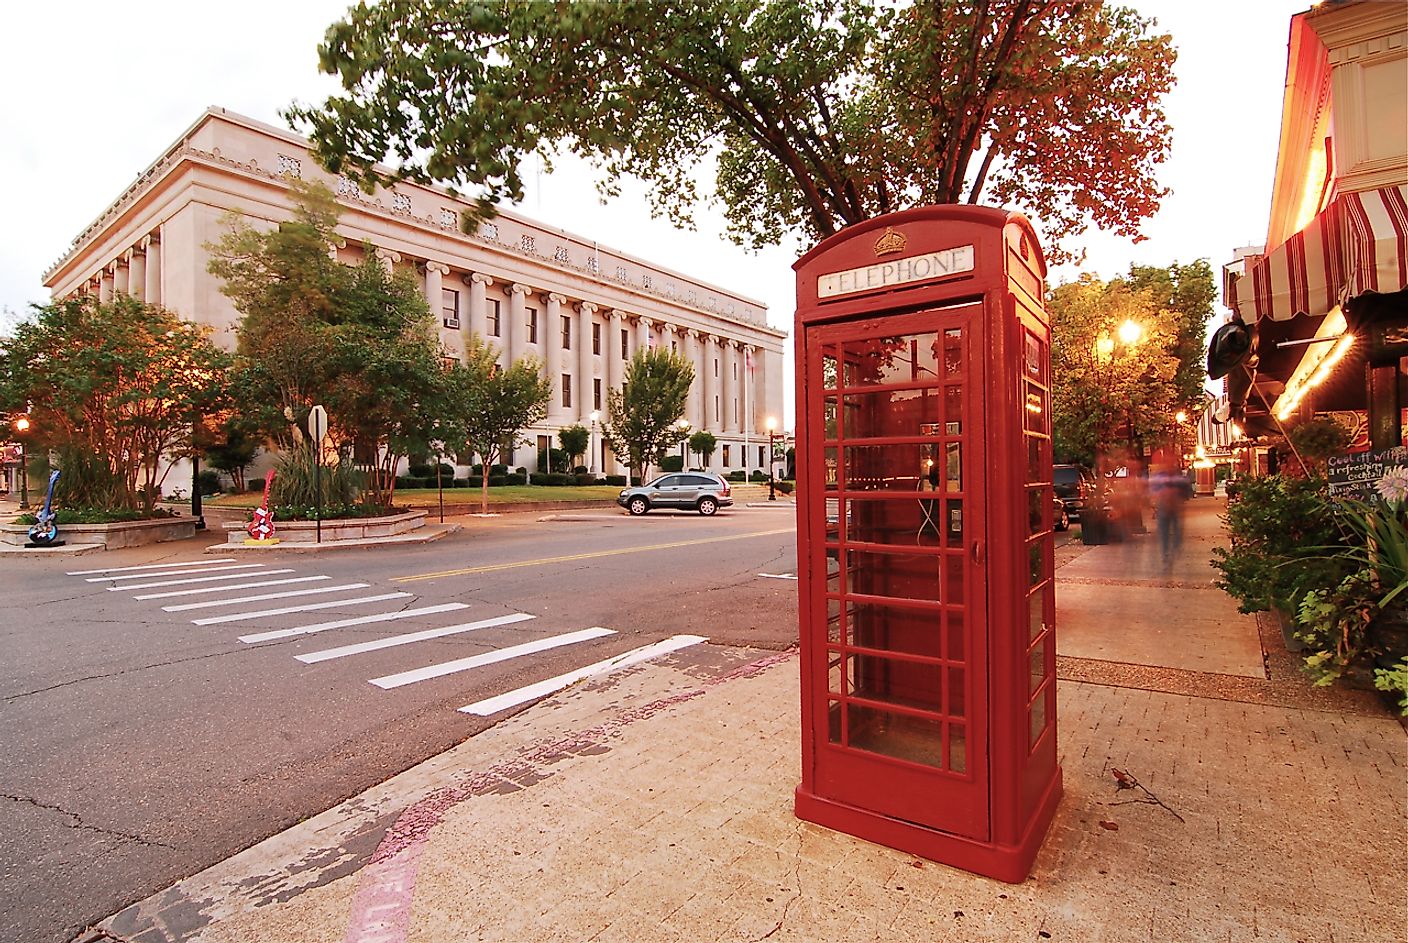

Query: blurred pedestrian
1149;463;1193;571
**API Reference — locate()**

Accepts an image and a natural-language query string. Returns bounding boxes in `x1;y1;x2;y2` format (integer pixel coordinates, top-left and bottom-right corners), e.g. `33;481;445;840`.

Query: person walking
1149;462;1193;571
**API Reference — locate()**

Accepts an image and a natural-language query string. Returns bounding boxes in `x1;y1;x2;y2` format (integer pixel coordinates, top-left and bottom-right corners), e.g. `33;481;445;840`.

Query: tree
288;0;1176;263
558;424;590;470
205;415;260;492
1121;260;1216;409
0;296;230;512
689;429;719;468
603;349;695;483
448;335;552;513
1048;274;1182;467
207;179;447;506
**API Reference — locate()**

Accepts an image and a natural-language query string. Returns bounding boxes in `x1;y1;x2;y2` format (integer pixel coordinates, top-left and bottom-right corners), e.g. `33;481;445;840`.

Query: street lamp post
678;419;691;469
765;417;778;501
14;416;30;510
589;409;600;477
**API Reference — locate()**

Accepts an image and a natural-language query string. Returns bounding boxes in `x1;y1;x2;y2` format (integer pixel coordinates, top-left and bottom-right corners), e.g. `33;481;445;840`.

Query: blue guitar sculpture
27;470;62;546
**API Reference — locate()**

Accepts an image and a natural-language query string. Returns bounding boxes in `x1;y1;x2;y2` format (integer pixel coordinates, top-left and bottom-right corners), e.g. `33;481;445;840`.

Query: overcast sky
1;0;1311;422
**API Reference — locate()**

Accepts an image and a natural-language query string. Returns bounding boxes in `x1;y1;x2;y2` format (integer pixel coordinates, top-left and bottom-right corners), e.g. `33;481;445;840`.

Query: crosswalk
66;558;706;716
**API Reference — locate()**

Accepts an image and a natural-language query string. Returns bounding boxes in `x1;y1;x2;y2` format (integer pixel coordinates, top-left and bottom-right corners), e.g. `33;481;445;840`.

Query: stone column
508;283;531;364
127;248;147;302
607;309;626;394
635;315;651;354
426;262;462;361
577;302;597;422
545;293;566;421
751;345;769;434
375;246;400;274
466;273;492;344
723;340;740;434
143;236;162;305
114;257;130;296
685;330;704;430
99;266;115;303
701;334;718;433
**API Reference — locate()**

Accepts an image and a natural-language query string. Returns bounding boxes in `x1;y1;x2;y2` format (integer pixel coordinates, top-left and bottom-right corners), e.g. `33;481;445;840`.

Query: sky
0;0;1312;425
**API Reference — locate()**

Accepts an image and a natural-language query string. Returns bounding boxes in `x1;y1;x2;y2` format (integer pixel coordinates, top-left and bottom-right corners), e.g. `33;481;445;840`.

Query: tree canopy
602;348;695;483
1048;264;1209;467
288;0;1176;261
0;295;230;511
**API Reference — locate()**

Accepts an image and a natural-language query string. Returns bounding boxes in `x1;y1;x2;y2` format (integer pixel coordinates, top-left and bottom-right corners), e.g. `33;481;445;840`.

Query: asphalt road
0;503;799;943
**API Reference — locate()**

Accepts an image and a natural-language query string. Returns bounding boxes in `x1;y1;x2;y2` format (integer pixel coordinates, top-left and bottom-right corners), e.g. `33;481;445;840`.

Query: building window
440;208;457;228
481;222;499;240
592;323;601;355
562;374;572;409
758;445;765;467
442;288;460;329
336;174;358;197
615;265;627;281
488;299;501;337
735;399;739;426
392;193;412;216
722;444;731;467
587;255;599;274
594;378;602;410
561;315;572;350
715;395;720;423
687;290;698;305
520;234;535;253
276;154;302;178
527;307;538;344
642;274;652;290
714;358;719;377
621;329;629;359
553;245;569;264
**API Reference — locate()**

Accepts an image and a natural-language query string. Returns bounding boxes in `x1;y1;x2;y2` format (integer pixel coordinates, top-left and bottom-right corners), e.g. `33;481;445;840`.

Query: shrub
197;469;223;496
271;503;391;521
450;478;469;488
573;465;588;475
775;480;795;495
538;473;571;486
408;462;433;478
17;506;175;525
605;475;627;486
660;455;684;472
573;474;597;486
726;471;746;482
750;470;768;482
270;446;363;508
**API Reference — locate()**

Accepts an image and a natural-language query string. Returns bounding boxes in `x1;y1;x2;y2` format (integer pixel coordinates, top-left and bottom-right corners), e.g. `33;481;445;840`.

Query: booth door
805;303;989;838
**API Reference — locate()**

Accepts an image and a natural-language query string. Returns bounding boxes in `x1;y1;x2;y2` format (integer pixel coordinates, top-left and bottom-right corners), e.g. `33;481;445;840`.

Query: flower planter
0;516;199;549
221;510;427;543
1369;604;1408;671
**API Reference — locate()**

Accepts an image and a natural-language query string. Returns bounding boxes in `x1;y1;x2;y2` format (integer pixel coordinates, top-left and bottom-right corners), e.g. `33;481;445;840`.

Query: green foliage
1373;657;1408;715
288;0;1175;263
558;424;590;466
205;416;260;491
197;470;223;496
16;506;175;525
1336;494;1408;609
0;295;231;512
1211;475;1350;616
442;335;552;513
602;349;694;483
537;447;570;473
660;455;684;473
1122;261;1216;409
689;429;718;461
269;445;366;510
775;480;795;495
1049;272;1189;465
1294;572;1379;686
270;502;390;522
1285;417;1352;477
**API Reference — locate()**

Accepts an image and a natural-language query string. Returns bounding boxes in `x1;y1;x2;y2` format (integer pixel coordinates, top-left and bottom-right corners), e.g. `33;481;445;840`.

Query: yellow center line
391;528;795;583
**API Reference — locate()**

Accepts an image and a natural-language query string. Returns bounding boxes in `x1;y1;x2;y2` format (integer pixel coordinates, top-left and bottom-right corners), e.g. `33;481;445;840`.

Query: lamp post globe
678;419;690;468
13;416;31;510
765;417;778;501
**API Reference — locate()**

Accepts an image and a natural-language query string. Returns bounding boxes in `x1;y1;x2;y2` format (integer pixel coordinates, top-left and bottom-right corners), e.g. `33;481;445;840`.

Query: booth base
794;769;1063;884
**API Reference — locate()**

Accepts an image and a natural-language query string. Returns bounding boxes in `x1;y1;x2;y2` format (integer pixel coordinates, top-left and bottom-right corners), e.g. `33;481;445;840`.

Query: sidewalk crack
1;793;176;849
754;820;805;942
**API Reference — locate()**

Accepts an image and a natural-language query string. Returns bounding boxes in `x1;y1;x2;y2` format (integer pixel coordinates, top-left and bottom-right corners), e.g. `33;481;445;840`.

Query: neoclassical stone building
43;108;787;477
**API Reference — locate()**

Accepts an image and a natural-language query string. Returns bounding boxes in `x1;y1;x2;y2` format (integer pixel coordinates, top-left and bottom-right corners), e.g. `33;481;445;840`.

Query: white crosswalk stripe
369;627;616;690
112;569;297;591
162;583;371;612
458;634;708;716
88;563;265;583
68;558;238;576
191;592;414;626
295;613;536;664
238;603;472;644
133;576;332;600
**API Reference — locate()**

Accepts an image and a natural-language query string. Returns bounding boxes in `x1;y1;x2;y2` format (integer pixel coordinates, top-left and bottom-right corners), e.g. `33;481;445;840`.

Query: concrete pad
0;542;103;555
1057;582;1267;677
202;524;459;553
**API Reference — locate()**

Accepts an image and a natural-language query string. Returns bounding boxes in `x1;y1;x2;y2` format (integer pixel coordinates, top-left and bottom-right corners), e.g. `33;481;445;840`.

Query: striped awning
1231;184;1408;323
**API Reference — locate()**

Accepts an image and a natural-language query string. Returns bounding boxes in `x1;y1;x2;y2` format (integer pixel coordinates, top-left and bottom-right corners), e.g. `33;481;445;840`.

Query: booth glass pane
949;724;967;773
822;351;838;389
945;442;962;491
1027;487;1045;536
847;705;942;768
1028;590;1044;643
851;654;942;712
1027;537;1043;588
826;549;842;593
828;651;845;694
841;388;942;440
1029;693;1048;748
944;556;965;606
947;609;966;661
843;333;940;386
1027;436;1043;481
823;398;839;440
1028;638;1047;695
845;497;950;547
1023;381;1048;434
948;667;966;717
941;328;963;377
847;550;944;603
944;386;962;430
946;499;964;543
844;443;945;493
847;599;943;657
827;596;847;642
827;699;842;745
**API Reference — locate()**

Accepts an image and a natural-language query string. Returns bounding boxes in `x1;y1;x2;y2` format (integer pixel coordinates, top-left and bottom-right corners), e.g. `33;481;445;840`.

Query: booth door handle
971;540;985;565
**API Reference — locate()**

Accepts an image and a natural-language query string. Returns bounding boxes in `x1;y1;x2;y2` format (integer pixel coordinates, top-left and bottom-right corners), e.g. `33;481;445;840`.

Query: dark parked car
1053;464;1094;519
617;473;733;516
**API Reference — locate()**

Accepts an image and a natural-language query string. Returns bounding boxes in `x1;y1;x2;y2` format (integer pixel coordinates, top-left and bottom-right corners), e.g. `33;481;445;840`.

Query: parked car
617;473;733;516
1054;497;1070;532
1053;464;1094;519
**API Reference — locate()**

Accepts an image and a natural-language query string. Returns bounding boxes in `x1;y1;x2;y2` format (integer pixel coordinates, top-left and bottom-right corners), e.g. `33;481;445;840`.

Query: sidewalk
90;499;1406;943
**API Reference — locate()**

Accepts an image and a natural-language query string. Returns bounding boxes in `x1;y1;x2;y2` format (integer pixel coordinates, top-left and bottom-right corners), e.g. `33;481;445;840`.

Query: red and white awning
1231;184;1408;323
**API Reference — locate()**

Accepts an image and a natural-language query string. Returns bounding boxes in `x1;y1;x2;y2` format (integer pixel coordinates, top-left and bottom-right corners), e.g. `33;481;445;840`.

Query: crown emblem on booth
874;227;907;256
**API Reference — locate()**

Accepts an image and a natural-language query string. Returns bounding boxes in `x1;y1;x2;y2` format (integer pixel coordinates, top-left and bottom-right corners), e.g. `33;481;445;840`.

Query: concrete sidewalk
89;500;1406;943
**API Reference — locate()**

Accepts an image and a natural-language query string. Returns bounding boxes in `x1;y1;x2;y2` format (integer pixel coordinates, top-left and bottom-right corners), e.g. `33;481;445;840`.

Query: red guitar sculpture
246;470;278;542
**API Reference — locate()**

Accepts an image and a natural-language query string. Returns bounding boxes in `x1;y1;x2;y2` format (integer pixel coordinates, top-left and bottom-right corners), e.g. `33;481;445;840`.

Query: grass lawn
204;484;624;509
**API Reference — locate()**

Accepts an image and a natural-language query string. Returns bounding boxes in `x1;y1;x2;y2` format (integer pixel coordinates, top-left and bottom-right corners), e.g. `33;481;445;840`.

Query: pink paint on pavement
341;648;797;943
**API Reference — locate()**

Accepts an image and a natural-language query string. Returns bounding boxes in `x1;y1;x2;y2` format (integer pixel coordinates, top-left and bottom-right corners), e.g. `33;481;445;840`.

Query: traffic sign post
308;405;328;544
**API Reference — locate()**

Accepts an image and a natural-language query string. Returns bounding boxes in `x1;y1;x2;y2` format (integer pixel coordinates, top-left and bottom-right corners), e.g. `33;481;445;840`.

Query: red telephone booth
792;205;1062;883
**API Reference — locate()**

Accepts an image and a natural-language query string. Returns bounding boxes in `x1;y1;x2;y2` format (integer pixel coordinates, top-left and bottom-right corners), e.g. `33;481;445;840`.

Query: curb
202;523;460;553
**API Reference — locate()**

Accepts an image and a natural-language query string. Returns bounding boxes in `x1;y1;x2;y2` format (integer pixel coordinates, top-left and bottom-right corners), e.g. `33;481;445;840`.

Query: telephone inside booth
794;206;1062;883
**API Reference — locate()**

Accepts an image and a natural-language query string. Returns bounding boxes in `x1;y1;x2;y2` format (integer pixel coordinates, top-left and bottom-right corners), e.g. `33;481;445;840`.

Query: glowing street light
1118;319;1144;346
765;416;779;501
678;418;691;468
12;416;30;509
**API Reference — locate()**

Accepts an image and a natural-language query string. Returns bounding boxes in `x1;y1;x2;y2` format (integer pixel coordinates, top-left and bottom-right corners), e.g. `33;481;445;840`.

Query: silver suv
617;473;734;516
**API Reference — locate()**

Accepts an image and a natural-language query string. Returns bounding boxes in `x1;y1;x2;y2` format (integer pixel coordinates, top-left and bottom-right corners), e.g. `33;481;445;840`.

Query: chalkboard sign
1328;446;1408;500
